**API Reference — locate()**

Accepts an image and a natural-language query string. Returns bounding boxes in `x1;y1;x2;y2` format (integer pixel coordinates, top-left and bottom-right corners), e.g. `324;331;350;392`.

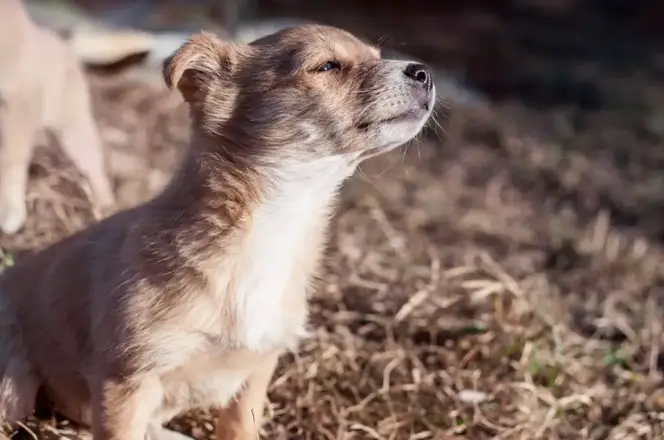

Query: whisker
356;164;384;196
399;141;408;165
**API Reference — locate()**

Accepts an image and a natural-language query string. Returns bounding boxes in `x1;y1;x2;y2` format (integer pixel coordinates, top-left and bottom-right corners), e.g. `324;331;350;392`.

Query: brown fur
0;0;114;235
0;24;435;440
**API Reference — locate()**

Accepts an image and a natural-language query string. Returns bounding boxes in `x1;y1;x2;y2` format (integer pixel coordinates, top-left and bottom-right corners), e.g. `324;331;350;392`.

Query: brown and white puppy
0;0;114;234
0;24;435;440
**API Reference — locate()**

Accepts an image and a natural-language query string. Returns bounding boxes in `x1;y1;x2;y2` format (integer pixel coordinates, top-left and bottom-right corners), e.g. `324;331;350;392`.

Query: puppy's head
164;25;435;163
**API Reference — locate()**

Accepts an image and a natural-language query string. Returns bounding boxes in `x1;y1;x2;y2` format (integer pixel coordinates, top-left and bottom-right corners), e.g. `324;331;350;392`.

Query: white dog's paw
0;198;27;234
72;431;93;440
91;177;116;210
147;426;194;440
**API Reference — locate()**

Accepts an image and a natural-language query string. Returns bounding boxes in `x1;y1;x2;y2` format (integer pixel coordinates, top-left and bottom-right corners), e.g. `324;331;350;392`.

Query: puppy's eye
318;61;341;72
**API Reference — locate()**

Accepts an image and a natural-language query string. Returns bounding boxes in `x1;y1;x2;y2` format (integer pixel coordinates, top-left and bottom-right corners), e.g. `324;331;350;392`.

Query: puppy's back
0;206;140;395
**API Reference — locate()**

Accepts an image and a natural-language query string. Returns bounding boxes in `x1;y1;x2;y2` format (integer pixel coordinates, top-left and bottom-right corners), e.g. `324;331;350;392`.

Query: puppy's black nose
404;63;432;90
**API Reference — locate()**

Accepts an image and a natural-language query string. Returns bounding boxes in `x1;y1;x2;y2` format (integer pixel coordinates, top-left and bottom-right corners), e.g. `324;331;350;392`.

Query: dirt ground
2;3;664;440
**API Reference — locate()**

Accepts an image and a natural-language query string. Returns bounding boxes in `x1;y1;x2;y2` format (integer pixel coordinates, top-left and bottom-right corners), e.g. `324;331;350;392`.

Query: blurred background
5;0;664;439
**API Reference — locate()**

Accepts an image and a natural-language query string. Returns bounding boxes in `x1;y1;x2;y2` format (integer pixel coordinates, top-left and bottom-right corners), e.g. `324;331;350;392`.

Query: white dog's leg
0;96;38;234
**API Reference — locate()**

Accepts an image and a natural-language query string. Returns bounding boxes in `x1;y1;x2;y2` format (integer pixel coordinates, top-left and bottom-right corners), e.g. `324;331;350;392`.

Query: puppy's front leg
215;354;280;440
92;375;163;440
0;97;38;234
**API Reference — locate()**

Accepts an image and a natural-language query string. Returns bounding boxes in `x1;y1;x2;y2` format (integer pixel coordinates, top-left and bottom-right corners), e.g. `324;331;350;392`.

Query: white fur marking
234;155;355;351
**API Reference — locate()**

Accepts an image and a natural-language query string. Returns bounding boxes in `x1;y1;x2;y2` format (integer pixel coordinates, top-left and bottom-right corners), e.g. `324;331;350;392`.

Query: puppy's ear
163;32;235;103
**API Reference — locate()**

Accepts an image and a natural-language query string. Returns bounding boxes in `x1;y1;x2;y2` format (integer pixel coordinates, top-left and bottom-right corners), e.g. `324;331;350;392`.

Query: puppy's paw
0;199;27;234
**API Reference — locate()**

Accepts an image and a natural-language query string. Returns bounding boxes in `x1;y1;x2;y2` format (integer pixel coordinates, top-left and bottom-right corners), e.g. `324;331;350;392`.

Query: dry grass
1;68;664;440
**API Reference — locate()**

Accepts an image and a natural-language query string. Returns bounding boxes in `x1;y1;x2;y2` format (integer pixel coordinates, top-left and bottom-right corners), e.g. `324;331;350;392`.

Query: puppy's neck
158;131;356;236
247;152;357;241
231;155;354;350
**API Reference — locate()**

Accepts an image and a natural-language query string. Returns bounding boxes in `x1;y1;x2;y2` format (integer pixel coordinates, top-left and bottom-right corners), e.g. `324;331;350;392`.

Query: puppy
0;24;435;440
0;0;115;234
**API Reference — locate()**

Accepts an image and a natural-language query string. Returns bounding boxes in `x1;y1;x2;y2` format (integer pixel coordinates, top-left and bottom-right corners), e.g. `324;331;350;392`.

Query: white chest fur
232;155;355;352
